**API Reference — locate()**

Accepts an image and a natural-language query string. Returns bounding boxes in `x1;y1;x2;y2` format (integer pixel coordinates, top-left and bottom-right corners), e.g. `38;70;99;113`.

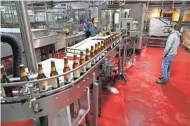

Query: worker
89;17;100;37
156;23;181;84
84;19;92;38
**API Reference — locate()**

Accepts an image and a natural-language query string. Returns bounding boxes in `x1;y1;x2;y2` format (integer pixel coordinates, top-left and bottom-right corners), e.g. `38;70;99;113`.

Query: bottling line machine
98;3;146;54
1;29;137;126
1;1;137;126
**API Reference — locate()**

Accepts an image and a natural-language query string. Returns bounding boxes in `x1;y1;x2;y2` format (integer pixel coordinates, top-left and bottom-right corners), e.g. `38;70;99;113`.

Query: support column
92;72;98;126
45;2;49;31
15;1;37;73
177;1;186;31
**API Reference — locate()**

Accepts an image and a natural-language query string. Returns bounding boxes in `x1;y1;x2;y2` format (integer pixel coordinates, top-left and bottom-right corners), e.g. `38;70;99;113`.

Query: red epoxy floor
97;47;190;126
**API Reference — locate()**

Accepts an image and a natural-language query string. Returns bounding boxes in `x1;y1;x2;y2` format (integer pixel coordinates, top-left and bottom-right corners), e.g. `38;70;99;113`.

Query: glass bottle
63;57;71;84
50;61;60;88
37;63;48;91
73;55;80;80
79;52;86;76
1;65;13;97
85;48;91;70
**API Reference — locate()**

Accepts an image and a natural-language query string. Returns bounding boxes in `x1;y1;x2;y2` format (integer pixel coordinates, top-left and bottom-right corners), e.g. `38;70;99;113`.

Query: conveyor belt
1;30;131;126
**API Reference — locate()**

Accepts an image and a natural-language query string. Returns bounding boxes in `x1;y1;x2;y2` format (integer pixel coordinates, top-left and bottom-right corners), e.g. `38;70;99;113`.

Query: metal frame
98;4;146;51
1;32;128;126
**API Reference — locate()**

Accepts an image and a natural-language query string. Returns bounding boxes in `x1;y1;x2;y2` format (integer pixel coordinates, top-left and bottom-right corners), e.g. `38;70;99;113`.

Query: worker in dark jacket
89;17;100;37
156;23;181;84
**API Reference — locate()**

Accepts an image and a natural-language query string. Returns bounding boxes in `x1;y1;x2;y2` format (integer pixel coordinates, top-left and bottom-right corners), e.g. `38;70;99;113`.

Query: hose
1;33;22;77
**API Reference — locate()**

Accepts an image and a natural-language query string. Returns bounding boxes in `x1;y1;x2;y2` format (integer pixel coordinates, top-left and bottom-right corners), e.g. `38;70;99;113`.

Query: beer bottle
104;38;107;47
73;55;80;80
63;57;71;84
79;52;86;75
98;42;102;59
101;41;104;50
1;65;13;97
37;63;48;91
0;74;6;98
85;48;91;70
108;37;112;50
101;41;105;58
95;44;99;62
50;61;60;88
110;36;113;49
91;46;95;65
19;64;29;95
95;44;98;54
20;64;29;82
98;42;101;52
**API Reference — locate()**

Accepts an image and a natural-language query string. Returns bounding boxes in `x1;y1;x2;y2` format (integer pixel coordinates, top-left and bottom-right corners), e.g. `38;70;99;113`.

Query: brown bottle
101;41;105;58
95;44;98;54
63;57;71;84
113;34;116;41
98;42;101;52
98;42;102;59
110;36;113;49
1;65;13;97
50;61;60;88
79;52;86;75
73;55;80;80
37;63;48;91
85;48;91;70
20;64;29;82
104;39;107;47
91;46;95;65
108;37;112;50
101;41;104;50
19;64;29;95
95;44;99;62
107;37;110;46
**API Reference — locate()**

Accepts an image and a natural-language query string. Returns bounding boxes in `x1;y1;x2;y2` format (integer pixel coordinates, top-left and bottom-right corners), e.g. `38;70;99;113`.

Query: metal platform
55;32;86;51
1;28;56;59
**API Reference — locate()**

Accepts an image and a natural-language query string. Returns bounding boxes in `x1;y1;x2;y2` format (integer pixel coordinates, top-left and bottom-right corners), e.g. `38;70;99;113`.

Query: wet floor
97;47;190;126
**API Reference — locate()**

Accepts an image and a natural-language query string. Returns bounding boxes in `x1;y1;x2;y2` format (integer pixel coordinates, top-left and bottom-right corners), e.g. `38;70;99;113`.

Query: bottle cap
38;62;42;65
0;65;4;69
19;64;24;67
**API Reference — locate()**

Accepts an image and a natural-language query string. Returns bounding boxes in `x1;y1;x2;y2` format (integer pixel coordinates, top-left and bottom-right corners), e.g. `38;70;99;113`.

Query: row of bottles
0;33;121;97
0;33;121;118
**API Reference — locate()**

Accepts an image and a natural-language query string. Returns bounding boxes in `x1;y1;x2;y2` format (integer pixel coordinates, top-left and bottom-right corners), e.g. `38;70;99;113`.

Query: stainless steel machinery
98;4;146;54
1;28;56;59
1;2;137;126
1;30;138;126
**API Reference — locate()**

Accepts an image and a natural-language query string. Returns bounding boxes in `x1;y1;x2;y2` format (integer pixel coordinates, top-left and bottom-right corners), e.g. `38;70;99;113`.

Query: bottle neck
74;60;78;64
51;67;56;72
64;64;69;68
38;69;44;74
80;56;85;60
